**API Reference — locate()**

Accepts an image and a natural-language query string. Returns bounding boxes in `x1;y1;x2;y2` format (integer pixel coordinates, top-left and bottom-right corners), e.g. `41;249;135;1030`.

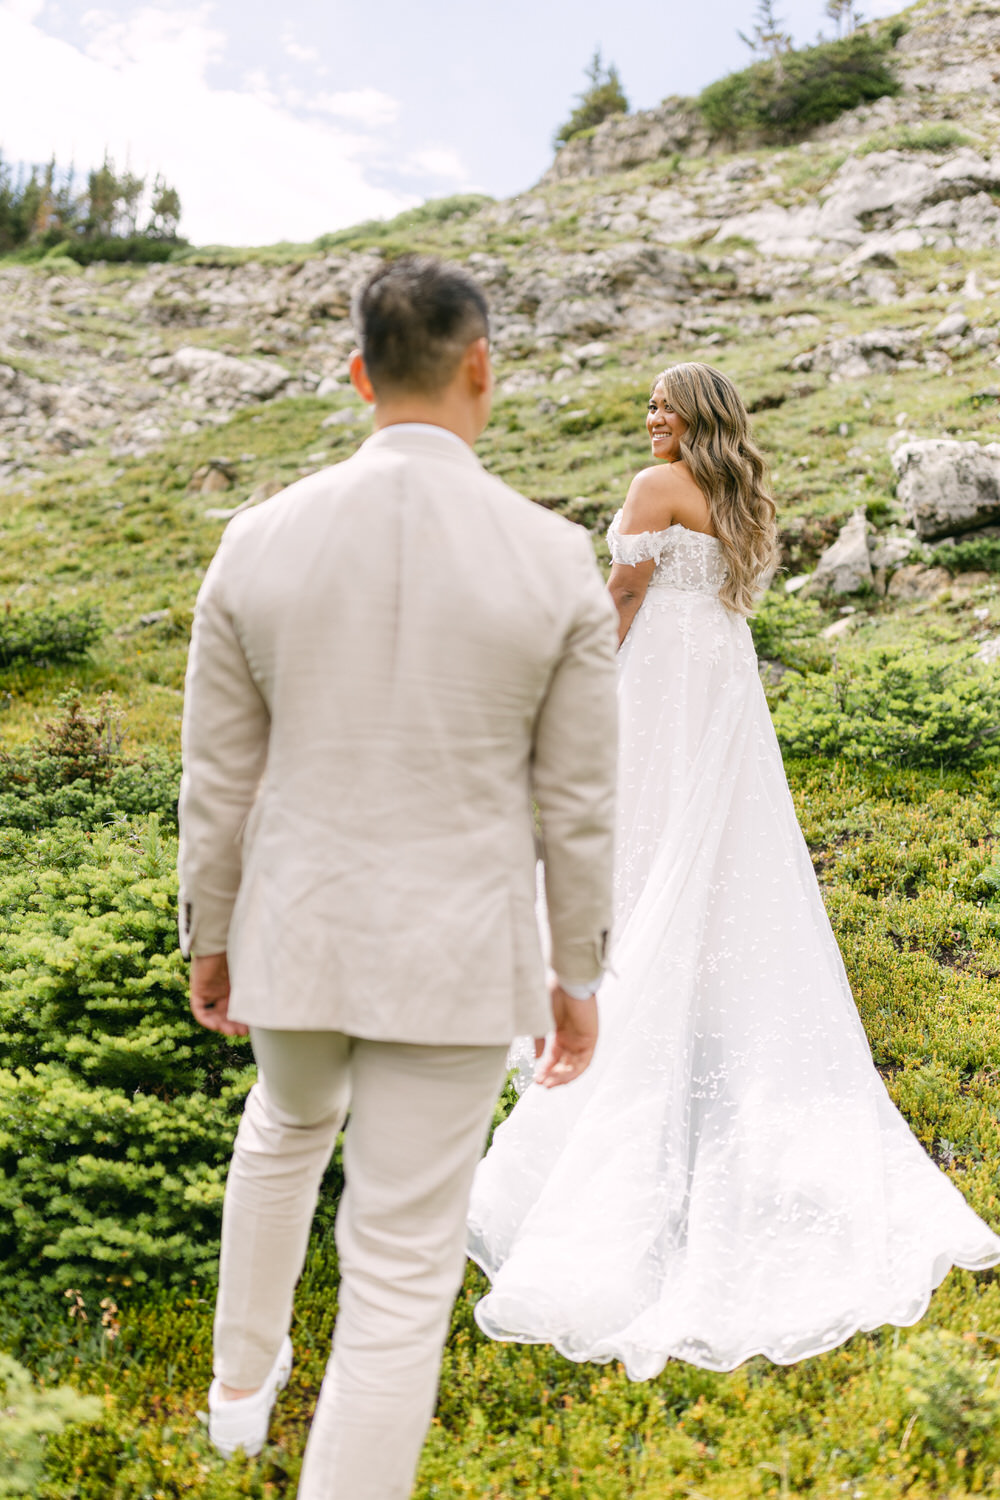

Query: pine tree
0;147;183;253
554;49;629;149
825;0;864;37
739;0;794;59
146;174;182;239
84;154;120;237
116;165;146;237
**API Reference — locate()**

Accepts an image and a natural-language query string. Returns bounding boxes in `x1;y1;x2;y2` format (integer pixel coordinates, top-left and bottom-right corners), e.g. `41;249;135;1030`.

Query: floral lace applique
607;509;729;598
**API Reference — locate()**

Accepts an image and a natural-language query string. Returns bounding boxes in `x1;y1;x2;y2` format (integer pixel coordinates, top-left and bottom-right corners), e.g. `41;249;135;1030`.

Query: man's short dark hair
353;255;490;397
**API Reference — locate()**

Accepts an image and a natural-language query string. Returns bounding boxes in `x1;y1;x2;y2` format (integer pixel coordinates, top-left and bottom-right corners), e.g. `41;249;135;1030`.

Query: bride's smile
646;383;687;462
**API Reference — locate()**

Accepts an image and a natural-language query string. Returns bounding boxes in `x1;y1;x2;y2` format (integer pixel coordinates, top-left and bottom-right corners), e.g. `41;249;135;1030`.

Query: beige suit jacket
178;425;618;1044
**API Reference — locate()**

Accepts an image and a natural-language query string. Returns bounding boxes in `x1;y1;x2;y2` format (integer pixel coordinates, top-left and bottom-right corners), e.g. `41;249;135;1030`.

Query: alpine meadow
5;0;1000;1494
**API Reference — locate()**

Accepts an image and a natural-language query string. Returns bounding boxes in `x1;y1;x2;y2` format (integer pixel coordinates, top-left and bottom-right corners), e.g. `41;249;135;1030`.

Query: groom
178;254;619;1498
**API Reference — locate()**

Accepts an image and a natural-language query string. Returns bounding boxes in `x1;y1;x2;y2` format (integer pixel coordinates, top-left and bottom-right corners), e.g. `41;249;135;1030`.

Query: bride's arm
607;470;671;646
608;558;655;647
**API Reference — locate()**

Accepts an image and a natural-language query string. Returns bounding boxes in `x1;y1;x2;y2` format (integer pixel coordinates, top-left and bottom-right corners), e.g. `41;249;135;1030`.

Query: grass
858;123;975;155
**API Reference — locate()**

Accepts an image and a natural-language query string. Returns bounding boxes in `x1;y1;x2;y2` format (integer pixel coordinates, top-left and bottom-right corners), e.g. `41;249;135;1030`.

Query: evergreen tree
739;0;794;59
146;173;182;238
84;154;122;237
825;0;865;37
554;49;629;148
116;165;146;237
0;147;185;257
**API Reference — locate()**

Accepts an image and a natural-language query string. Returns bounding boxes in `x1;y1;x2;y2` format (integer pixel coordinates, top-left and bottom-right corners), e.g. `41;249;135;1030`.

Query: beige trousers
214;1028;507;1500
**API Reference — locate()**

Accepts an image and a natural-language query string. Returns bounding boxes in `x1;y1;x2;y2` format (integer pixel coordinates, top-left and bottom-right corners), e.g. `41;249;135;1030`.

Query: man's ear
349;349;376;405
463;336;492;396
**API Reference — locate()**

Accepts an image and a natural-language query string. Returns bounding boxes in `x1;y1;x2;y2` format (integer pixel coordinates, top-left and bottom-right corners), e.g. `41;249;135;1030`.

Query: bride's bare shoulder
619;464;679;534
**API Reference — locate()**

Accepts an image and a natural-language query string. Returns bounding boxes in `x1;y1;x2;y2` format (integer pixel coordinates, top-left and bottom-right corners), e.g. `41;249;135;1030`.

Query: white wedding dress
467;513;1000;1377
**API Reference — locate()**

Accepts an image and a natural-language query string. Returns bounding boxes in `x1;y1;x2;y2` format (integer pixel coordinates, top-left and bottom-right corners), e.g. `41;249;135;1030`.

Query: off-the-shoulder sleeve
607;508;669;567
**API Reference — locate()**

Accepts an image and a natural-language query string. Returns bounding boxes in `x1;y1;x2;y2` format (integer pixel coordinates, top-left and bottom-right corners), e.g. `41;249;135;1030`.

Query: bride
467;362;1000;1376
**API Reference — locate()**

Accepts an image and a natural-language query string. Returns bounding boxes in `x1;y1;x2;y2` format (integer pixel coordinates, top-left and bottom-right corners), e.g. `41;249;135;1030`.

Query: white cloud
408;147;469;182
242;66;277;105
283;35;320;65
312;88;400;128
0;2;415;244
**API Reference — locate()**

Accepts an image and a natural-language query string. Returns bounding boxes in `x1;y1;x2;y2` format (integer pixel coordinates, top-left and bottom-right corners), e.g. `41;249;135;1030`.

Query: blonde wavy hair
654;362;778;615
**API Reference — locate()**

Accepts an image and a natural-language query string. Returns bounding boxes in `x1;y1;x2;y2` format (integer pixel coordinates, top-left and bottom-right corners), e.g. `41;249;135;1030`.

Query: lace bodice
607;509;728;597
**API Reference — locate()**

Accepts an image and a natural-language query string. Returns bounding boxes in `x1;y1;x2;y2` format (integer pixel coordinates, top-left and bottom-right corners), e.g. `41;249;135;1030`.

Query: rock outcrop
714;149;1000;260
149;346;292;405
803;508;874;596
791;328;922;382
2;0;1000;508
892;439;1000;540
885;563;952;601
542;99;707;184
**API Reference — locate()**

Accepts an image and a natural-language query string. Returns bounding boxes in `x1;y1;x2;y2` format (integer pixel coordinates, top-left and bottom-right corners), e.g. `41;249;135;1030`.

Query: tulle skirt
467;583;1000;1376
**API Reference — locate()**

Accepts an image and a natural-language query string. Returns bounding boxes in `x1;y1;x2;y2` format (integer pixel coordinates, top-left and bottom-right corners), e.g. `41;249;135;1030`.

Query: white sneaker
208;1335;293;1458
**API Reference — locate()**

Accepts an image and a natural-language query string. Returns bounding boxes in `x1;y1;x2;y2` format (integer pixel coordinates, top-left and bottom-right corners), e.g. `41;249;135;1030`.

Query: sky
0;0;908;247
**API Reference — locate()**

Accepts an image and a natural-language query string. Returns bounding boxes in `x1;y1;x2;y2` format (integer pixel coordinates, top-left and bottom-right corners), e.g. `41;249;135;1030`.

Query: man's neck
372;399;480;448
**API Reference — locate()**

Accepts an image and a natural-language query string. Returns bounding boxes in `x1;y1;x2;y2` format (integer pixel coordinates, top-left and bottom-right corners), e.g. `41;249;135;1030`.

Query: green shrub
0;603;102;669
884;1329;1000;1480
749;588;829;672
0;695;180;832
25;235;185;266
314;195;493;255
699;31;901;140
859;122;973;155
554;50;629;148
772;647;1000;767
0;151;183;260
930;535;1000;574
0;819;253;1297
0;1352;102;1496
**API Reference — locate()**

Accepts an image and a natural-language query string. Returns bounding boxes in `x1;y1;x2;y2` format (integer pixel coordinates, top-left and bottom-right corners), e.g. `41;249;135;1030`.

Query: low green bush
23;235;185;266
859;122;973;155
930;535;1000;574
0;695;180;832
6;762;1000;1498
0;1352;102;1496
771;647;1000;767
749;588;829;673
0;602;101;669
883;1328;1000;1478
699;31;901;140
0;818;253;1298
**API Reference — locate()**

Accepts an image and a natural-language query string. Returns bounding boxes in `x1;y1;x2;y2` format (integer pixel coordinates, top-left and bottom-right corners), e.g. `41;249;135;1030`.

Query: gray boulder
934;311;971;339
189;459;236;493
886;564;952;601
535;297;621;340
543;98;706;184
149;345;291;404
868;531;918;593
802;508;873;596
892;439;1000;540
713;149;1000;260
791;328;919;382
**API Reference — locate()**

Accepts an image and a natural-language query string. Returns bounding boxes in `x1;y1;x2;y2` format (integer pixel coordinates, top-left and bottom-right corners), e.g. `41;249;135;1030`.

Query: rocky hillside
3;0;1000;680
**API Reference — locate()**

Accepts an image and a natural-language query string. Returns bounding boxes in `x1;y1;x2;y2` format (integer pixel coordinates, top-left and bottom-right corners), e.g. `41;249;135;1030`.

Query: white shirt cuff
556;975;601;1001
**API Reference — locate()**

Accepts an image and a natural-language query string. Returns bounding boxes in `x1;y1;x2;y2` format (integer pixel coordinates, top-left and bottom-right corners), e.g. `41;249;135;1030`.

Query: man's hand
189;952;248;1037
534;979;598;1089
